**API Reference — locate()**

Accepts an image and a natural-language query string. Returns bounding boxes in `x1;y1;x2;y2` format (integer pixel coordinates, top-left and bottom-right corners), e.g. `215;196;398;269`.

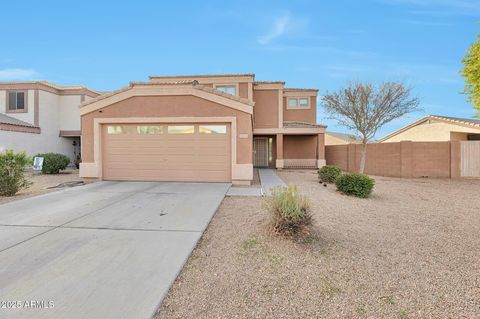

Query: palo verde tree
322;82;421;173
461;34;480;115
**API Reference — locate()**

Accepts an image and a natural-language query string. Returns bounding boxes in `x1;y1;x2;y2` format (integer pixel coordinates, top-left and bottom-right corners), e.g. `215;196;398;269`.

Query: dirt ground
157;170;480;319
0;169;84;205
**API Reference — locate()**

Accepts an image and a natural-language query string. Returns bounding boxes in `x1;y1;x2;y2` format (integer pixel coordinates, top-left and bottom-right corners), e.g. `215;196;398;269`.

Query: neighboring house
379;115;480;143
325;131;361;145
79;74;326;184
0;81;99;161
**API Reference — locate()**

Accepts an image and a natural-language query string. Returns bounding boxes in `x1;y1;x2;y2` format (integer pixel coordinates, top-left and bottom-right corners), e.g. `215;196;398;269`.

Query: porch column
317;133;326;168
276;133;284;169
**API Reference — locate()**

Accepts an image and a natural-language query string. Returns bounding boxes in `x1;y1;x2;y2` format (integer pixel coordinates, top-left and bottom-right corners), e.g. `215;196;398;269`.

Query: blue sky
1;0;478;138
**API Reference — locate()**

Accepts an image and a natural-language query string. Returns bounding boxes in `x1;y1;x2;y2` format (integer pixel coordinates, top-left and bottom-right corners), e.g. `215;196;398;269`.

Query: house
325;131;361;145
79;74;326;184
379;115;480;143
0;81;100;161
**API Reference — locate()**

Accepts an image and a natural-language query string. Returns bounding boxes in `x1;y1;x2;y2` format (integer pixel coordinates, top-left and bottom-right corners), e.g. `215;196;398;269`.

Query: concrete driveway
0;181;229;319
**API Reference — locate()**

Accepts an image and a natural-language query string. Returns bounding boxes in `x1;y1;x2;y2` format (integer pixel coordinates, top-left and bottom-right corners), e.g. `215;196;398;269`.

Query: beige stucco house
379;115;480;143
0;81;99;161
325;131;361;145
79;74;326;185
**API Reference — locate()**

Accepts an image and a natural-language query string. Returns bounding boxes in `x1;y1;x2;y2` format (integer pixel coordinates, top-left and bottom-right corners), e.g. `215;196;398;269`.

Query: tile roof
326;131;361;143
149;73;255;79
430;115;480;127
80;81;255;107
283;121;326;128
0;113;37;128
284;88;319;92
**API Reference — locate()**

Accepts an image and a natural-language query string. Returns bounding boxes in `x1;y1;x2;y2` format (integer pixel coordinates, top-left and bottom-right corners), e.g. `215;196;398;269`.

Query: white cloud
257;13;292;45
0;68;39;81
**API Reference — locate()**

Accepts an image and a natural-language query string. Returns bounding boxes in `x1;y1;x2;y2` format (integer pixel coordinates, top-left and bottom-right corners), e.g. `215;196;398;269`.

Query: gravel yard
0;169;84;205
156;170;480;319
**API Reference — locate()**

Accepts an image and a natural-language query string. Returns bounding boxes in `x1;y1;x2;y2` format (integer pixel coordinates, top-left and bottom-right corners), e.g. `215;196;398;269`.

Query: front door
253;137;268;167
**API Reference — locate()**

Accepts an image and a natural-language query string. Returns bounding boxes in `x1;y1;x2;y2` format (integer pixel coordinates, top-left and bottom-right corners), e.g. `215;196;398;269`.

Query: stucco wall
0;90;35;124
81;95;253;165
0;89;85;159
382;120;480;142
325;134;350;145
59;95;82;130
284;135;317;159
253;89;279;128
283;96;316;123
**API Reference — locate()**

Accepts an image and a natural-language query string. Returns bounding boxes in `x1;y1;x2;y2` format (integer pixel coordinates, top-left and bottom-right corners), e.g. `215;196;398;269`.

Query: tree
322;82;421;173
461;35;480;114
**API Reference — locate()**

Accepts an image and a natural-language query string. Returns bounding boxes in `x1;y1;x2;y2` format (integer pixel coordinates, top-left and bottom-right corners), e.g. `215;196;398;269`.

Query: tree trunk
359;142;367;174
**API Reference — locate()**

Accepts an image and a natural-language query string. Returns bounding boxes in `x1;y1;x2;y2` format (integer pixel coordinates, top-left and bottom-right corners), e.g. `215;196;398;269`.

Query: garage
102;123;231;182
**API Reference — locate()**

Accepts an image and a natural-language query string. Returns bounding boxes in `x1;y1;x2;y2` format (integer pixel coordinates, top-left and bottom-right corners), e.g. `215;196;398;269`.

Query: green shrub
263;184;312;237
0;150;32;196
335;173;375;198
318;165;342;183
35;153;70;174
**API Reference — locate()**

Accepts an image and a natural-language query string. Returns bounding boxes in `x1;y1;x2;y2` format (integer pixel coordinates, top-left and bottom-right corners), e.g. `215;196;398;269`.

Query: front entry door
254;137;268;167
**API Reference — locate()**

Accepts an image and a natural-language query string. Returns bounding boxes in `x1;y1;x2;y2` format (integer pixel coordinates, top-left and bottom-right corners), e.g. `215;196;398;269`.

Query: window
7;91;26;112
299;98;309;107
288;98;298;108
137;126;163;134
107;125;136;134
199;125;227;134
168;125;194;134
287;97;310;109
215;85;236;96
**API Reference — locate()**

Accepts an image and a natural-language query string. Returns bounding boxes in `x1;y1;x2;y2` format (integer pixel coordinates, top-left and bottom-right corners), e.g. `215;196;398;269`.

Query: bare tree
322;82;421;173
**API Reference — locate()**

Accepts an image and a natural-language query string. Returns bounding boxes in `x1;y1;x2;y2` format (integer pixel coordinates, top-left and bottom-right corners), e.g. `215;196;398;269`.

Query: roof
379;114;480;142
283;121;326;129
284;88;319;92
326;131;361;143
0;113;37;128
254;81;285;84
81;81;255;108
149;73;255;80
0;80;100;97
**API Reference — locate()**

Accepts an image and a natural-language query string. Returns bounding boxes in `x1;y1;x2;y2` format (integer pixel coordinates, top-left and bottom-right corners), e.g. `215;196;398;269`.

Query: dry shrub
263;184;313;238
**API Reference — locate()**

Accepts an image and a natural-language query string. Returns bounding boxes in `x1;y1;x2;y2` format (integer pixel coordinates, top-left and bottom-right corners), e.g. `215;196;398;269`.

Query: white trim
213;83;239;97
286;97;310;110
79;86;253;116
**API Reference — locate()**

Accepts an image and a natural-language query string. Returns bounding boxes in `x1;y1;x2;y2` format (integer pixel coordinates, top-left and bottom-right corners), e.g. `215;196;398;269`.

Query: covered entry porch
253;122;326;169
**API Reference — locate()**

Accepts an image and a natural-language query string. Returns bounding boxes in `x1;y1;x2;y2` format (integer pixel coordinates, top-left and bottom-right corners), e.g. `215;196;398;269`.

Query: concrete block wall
325;141;461;178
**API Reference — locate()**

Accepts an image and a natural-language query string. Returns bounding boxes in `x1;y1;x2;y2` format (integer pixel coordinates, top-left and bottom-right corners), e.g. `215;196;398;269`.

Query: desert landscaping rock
157;170;480;319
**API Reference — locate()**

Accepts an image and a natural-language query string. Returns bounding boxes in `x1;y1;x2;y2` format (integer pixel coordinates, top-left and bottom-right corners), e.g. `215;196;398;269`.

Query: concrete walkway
258;169;287;195
226;186;263;196
0;181;229;319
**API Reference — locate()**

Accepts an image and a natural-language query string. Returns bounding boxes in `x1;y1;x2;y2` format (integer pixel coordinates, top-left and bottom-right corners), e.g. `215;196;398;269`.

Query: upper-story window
7;91;27;112
287;97;310;109
215;85;237;96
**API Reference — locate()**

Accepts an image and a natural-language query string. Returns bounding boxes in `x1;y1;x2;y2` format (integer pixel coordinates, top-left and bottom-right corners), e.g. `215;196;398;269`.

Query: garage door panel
102;123;231;182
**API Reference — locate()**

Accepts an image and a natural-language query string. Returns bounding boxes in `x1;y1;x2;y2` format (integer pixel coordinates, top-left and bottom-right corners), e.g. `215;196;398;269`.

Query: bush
318;165;342;183
335;173;375;198
35;153;70;174
0;150;32;196
263;184;312;237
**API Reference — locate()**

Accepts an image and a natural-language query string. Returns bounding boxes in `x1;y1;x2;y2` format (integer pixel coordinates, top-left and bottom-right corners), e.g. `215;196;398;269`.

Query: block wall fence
325;141;462;178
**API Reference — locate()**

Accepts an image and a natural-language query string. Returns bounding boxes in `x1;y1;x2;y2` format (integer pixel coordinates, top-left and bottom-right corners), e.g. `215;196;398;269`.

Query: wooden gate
460;141;480;177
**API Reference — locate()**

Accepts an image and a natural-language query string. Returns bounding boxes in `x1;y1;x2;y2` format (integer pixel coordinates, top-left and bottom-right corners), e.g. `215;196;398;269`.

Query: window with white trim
7;91;26;112
215;85;236;96
287;97;310;109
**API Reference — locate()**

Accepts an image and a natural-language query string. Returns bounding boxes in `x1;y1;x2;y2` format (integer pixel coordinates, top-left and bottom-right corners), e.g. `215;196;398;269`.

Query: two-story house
79;74;326;184
0;81;99;162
